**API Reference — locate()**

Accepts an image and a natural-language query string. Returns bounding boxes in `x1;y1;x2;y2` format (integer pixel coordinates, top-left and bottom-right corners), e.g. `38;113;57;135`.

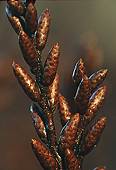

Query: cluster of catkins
6;0;108;170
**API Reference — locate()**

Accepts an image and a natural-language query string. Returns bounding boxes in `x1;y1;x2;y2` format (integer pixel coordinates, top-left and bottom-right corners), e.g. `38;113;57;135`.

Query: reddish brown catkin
36;9;51;51
59;94;72;126
89;69;108;92
72;58;87;83
25;2;37;34
47;74;60;110
7;0;25;16
84;86;107;123
31;139;59;170
75;74;91;114
19;31;38;69
12;62;41;102
31;110;47;142
81;117;107;155
65;148;81;170
6;14;23;34
42;43;60;86
60;113;80;149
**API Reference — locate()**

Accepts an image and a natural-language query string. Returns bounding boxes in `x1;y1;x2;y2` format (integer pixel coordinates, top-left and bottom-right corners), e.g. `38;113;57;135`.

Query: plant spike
42;43;60;86
30;107;47;143
84;86;107;123
25;2;37;34
12;61;41;102
47;73;60;111
65;148;82;170
36;8;51;51
89;69;108;93
59;113;80;150
31;139;59;170
75;74;91;114
81;117;107;155
58;94;72;126
19;30;38;71
7;0;25;16
7;1;109;170
72;58;87;83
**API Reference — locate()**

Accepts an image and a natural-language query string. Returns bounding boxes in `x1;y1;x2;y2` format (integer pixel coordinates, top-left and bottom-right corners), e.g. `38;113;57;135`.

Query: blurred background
0;0;115;170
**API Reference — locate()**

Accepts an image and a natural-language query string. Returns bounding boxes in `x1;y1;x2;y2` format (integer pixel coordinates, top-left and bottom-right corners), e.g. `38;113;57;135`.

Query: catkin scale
59;94;72;126
31;139;58;170
42;43;60;86
36;9;51;51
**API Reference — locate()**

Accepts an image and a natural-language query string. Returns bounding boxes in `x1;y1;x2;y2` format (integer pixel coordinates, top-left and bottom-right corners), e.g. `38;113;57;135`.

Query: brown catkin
81;117;107;155
7;0;25;16
84;86;107;123
65;148;81;170
60;113;80;149
25;2;37;34
19;31;38;69
47;74;60;110
72;58;87;83
42;43;60;86
89;69;108;92
59;94;72;126
36;9;51;51
6;14;23;34
12;62;41;102
31;139;58;170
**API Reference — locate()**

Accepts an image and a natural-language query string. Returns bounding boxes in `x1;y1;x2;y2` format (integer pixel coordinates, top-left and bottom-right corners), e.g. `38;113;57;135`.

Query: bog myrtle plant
5;0;108;170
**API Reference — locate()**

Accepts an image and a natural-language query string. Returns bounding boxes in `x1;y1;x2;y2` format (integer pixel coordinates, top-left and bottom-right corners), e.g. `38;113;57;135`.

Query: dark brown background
0;1;115;170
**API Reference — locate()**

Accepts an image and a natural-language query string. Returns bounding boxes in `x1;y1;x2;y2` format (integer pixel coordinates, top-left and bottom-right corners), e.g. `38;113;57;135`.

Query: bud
25;2;37;34
65;148;81;170
59;94;72;126
72;58;87;83
19;31;38;70
12;62;41;102
42;43;60;86
81;117;107;155
47;74;59;110
36;9;51;51
89;69;108;92
84;86;107;122
31;139;58;169
60;113;80;149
